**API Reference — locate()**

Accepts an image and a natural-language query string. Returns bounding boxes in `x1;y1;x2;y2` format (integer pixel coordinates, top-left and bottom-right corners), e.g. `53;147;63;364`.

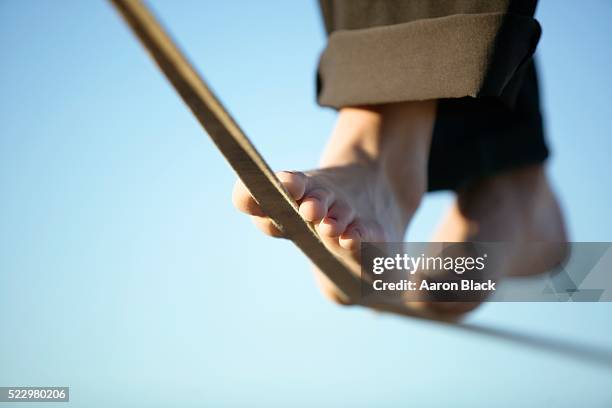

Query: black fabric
429;60;548;191
317;0;550;191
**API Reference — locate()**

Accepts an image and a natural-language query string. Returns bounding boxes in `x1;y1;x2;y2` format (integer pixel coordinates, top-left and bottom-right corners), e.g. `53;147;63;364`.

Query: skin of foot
427;164;569;315
232;102;568;318
232;101;437;304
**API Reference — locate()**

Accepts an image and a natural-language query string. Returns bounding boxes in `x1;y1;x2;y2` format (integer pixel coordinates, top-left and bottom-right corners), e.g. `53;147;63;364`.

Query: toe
339;221;365;252
299;188;334;222
276;171;307;201
232;179;264;216
233;171;307;217
317;200;355;237
251;216;284;238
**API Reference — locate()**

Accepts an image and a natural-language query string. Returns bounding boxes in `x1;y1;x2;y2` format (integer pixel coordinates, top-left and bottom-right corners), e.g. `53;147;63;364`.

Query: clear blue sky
1;1;611;407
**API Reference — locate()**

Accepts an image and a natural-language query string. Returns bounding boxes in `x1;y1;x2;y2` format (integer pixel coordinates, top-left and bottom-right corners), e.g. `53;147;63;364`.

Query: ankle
457;165;547;217
320;101;435;162
319;107;384;168
320;101;435;218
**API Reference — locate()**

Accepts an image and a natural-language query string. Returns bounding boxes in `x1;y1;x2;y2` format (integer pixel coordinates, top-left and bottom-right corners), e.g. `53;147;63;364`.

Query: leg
233;101;436;303
235;0;544;314
433;164;568;276
427;164;568;315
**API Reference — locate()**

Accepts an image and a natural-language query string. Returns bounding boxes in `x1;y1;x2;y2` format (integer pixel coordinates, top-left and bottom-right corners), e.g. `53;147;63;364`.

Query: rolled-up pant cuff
317;12;541;108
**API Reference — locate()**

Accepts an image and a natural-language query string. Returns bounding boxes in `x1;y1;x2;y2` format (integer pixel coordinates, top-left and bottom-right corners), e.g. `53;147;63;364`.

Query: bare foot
429;164;569;314
232;102;436;303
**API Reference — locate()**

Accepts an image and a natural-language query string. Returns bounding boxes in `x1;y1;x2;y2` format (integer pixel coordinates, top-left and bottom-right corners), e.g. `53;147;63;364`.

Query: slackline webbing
109;0;612;368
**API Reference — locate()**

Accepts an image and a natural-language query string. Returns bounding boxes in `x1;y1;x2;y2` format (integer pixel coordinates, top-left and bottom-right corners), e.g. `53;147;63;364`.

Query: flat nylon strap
109;0;612;368
110;0;372;304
